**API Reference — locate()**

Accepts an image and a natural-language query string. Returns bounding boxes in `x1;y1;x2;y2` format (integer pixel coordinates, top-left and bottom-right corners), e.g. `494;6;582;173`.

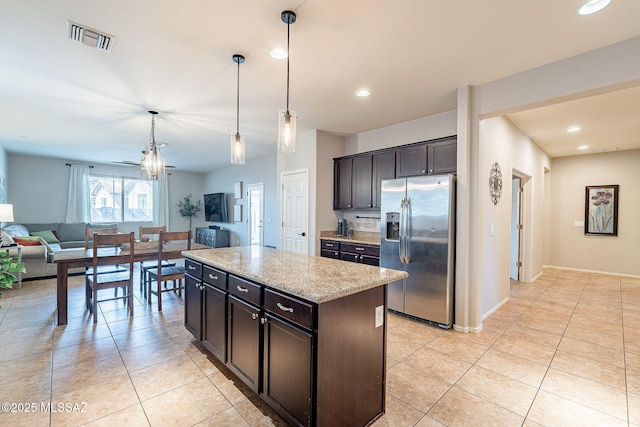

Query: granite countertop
320;230;380;246
183;246;407;304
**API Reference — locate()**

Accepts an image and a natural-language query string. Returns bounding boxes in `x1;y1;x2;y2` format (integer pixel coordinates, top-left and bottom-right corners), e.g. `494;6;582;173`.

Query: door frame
280;168;310;254
511;168;533;283
246;182;264;247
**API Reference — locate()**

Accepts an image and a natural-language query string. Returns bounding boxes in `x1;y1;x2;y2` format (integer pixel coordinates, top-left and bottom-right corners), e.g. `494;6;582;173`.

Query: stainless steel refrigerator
380;175;455;328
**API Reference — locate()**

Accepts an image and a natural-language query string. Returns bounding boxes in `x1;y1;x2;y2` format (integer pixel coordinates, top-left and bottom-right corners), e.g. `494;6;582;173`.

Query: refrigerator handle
404;197;411;263
400;197;407;264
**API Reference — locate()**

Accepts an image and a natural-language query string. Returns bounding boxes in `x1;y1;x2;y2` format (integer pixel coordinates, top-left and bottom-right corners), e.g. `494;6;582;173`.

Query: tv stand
195;227;229;248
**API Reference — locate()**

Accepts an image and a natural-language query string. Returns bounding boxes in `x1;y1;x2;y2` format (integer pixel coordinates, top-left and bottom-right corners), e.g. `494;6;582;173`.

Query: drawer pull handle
237;286;249;293
251;313;258;320
356;248;365;251
208;274;218;280
277;302;294;313
188;265;196;270
326;243;333;247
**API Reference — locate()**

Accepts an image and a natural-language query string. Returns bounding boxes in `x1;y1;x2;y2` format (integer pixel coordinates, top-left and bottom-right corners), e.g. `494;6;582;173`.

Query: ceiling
1;1;640;172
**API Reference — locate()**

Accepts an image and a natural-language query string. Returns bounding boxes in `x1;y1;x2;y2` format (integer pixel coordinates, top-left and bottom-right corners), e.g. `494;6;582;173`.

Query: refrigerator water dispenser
385;212;400;241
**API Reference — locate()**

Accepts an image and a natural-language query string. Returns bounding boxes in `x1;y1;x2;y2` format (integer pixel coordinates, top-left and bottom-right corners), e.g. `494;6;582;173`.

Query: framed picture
585;185;619;236
234;181;243;199
233;204;242;222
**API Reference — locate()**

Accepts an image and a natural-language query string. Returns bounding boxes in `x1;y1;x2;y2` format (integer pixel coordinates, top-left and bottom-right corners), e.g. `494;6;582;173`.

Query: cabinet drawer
320;240;340;250
361;255;380;266
264;289;315;331
203;265;228;290
340;252;360;263
229;275;262;306
320;249;340;259
185;258;202;278
340;243;380;257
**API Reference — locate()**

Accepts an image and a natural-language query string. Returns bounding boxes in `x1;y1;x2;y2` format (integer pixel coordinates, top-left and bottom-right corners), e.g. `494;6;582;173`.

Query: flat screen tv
204;192;228;222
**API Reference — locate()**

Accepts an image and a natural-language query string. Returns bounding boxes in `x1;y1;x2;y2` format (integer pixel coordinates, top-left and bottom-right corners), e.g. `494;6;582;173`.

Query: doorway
281;169;309;254
510;175;522;281
246;182;264;246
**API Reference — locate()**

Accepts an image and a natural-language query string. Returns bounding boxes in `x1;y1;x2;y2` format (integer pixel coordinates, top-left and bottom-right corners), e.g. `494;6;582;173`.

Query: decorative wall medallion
489;162;503;205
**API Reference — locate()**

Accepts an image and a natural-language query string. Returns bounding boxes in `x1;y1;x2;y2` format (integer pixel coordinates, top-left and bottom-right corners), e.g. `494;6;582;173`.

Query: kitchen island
182;246;407;427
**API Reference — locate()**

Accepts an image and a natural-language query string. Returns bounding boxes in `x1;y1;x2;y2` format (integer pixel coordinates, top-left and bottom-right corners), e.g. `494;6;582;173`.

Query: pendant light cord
286;18;290;111
236;58;240;134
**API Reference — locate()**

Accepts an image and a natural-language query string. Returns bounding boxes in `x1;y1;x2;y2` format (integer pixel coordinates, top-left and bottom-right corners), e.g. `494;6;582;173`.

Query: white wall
7;153;205;234
478;117;550;318
547;150;640;276
204;155;277;248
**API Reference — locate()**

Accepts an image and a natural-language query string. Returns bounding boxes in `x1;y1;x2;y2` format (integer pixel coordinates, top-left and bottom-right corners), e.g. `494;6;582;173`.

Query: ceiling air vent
66;20;114;52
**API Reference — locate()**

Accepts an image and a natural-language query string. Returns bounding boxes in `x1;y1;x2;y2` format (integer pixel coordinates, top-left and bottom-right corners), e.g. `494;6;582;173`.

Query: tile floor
0;267;638;426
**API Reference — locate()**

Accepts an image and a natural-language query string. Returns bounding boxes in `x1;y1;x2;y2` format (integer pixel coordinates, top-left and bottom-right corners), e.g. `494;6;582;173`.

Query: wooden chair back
139;225;166;241
91;232;135;271
85;225;119;249
157;230;192;266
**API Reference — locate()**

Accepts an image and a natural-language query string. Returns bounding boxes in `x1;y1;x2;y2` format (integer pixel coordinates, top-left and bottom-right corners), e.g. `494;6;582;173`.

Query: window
90;175;154;222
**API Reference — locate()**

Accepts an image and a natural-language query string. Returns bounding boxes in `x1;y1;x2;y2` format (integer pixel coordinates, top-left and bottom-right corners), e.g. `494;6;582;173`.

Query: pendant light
230;54;246;165
277;10;297;153
141;110;166;180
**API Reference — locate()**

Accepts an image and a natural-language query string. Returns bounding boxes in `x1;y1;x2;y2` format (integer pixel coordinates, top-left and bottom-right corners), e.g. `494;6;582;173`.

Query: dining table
53;241;209;326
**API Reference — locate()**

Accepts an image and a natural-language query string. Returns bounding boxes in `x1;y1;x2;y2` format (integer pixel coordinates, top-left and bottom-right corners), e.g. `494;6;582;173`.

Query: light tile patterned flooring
0;267;639;426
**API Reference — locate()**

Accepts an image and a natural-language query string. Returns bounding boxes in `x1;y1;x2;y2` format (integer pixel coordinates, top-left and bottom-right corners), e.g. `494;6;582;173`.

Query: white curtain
153;178;169;227
65;165;91;223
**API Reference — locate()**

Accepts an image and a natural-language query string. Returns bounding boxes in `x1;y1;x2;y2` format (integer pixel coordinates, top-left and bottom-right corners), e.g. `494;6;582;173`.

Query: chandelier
141;110;166;180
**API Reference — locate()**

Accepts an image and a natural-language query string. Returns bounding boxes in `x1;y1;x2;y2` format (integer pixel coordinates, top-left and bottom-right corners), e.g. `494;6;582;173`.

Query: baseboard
542;264;640;279
481;296;510;321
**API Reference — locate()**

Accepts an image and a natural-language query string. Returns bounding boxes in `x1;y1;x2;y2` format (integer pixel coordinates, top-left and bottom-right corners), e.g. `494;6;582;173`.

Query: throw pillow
2;224;30;238
30;229;61;244
13;236;43;246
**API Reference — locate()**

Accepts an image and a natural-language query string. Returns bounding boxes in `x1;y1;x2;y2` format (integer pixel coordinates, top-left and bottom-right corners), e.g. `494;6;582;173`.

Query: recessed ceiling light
270;48;287;59
567;126;582;133
578;145;589;150
577;0;611;15
356;89;371;97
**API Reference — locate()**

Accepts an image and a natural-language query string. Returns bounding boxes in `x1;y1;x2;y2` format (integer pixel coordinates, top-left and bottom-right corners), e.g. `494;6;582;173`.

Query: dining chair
138;225;176;297
147;230;191;311
84;225;127;296
85;232;135;324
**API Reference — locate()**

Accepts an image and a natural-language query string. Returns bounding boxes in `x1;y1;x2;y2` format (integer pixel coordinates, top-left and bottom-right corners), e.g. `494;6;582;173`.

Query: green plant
177;194;202;231
0;251;26;306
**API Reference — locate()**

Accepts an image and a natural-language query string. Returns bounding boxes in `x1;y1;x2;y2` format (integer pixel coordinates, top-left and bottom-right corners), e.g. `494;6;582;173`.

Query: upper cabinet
371;151;396;209
395;144;428;178
334;136;456;211
427;137;457;174
333;158;353;209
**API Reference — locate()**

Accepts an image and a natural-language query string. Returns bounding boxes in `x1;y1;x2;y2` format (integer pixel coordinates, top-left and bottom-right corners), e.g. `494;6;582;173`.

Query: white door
510;176;522;281
246;183;264;246
281;169;308;254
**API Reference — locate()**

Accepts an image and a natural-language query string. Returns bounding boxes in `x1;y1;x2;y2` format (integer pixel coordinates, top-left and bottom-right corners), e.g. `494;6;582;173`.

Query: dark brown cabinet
372;151;396;208
263;314;313;426
202;284;226;362
321;239;380;266
351;155;373;209
185;257;386;427
395;144;428;177
333;158;353;209
227;295;261;393
184;273;202;340
428;138;457;174
334;136;456;210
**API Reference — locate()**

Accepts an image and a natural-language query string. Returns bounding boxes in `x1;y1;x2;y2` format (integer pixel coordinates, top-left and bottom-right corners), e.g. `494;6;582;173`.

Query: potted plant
177;194;202;232
0;251;26;307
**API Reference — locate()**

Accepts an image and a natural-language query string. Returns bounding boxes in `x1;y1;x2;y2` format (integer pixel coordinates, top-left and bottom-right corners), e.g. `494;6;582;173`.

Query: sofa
2;222;96;279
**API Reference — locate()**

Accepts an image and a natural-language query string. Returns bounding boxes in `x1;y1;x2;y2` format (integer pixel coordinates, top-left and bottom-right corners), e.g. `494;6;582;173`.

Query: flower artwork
585;185;619;236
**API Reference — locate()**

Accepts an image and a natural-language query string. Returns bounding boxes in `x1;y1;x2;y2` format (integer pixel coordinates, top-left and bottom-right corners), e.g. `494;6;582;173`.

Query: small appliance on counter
337;218;345;236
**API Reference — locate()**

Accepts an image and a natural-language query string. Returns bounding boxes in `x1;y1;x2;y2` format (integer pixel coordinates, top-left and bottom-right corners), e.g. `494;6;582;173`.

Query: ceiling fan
111;160;176;168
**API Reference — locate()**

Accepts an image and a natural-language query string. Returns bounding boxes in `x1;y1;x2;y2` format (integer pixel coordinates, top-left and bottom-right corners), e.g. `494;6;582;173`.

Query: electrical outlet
375;305;384;328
